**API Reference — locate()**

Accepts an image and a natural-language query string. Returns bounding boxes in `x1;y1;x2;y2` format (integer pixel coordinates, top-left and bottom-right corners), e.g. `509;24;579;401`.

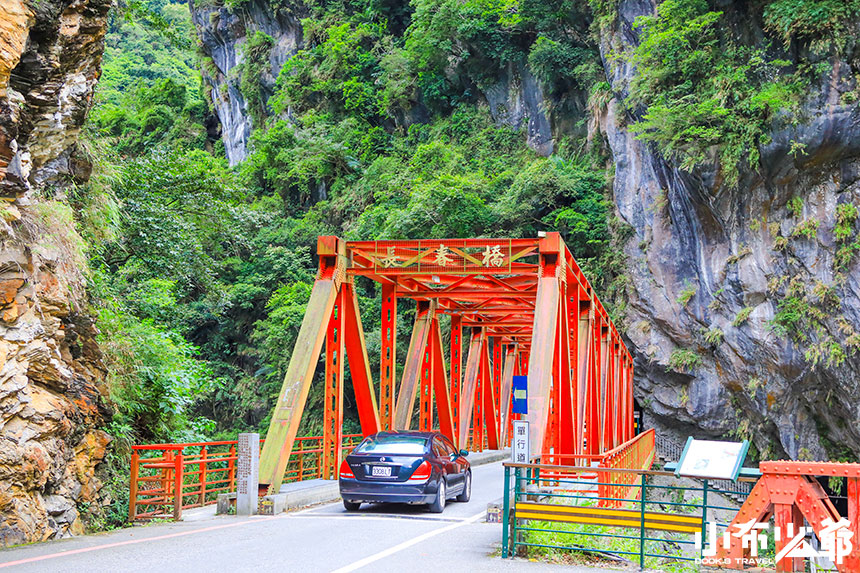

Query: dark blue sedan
339;431;471;513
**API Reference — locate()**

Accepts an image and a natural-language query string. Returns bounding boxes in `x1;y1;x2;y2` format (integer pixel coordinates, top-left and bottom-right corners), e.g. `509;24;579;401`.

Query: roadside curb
216;449;510;515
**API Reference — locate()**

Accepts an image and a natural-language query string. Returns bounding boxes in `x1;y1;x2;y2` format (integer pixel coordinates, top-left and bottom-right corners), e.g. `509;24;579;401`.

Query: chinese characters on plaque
236;432;259;516
512;420;529;464
374;243;509;269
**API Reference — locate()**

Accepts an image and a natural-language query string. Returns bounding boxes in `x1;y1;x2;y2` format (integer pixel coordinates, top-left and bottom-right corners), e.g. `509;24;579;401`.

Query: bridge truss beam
258;234;633;493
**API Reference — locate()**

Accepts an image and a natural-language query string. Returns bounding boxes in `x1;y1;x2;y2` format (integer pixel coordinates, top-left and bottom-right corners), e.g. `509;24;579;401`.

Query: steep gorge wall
192;0;860;462
600;0;860;461
191;0;304;165
0;0;111;546
190;0;556;162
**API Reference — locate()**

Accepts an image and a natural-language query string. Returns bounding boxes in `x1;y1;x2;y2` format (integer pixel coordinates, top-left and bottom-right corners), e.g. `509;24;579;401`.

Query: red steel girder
379;282;397;430
394;300;437;430
322;286;345;480
259;233;634;493
450;315;463;442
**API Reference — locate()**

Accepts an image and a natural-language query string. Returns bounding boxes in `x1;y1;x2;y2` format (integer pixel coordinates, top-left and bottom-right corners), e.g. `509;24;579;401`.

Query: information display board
675;437;749;481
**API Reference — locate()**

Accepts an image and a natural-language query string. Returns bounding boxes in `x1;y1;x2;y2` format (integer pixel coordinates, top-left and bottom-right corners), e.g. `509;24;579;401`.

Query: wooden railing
129;434;363;522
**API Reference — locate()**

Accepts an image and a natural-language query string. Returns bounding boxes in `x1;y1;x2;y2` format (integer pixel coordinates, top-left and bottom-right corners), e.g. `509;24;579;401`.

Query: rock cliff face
0;0;111;547
601;0;860;461
191;0;860;461
190;0;304;165
190;1;558;160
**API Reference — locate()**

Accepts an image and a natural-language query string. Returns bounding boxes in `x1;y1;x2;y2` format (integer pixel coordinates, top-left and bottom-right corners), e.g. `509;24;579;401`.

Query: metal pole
173;451;184;521
128;451;139;522
701;479;709;561
639;473;646;570
502;465;510;558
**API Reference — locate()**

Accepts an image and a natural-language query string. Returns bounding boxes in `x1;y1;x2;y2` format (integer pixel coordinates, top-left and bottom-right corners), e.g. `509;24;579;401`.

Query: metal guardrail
501;462;754;569
128;434;363;521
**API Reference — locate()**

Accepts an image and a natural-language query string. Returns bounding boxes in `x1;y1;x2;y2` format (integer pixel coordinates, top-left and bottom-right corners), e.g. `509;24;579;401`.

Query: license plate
371;466;391;477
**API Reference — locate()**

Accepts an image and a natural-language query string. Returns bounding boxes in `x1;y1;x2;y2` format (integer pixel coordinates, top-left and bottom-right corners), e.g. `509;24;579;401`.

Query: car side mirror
459;449;469;457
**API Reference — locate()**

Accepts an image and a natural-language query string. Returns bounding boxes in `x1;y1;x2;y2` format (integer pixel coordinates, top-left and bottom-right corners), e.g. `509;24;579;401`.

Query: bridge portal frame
258;234;634;494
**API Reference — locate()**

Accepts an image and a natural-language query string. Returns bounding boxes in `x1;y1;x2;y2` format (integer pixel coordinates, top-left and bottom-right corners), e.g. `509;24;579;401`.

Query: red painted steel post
394;299;436;430
199;447;208;506
419;333;433;432
524;232;561;460
228;445;236;492
323;287;346;480
128;451;139;522
380;282;397;431
173;450;184;520
473;337;485;452
586;310;600;456
450;316;463;444
429;317;456;442
848;477;860;573
163;449;173;509
482;334;500;450
342;283;382;435
492;339;502;421
557;289;574;460
458;329;484;448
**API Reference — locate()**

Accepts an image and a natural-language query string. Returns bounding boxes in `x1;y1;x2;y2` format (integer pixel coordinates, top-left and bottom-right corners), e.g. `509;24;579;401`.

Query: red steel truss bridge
259;233;637;493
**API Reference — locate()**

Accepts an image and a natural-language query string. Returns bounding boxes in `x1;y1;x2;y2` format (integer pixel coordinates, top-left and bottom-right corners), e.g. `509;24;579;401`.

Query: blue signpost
512;376;527;414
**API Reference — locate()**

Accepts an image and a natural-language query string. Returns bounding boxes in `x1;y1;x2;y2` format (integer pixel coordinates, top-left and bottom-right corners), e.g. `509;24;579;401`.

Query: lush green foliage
627;0;802;186
763;0;860;53
91;2;208;155
86;0;619;451
237;31;276;126
667;348;702;373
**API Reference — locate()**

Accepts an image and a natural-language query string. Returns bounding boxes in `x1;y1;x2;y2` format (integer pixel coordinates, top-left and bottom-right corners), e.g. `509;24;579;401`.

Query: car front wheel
429;479;446;513
456;471;471;502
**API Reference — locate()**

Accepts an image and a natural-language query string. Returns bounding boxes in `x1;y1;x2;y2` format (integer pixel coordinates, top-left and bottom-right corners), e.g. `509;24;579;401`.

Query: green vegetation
676;280;697;308
84;0;622;457
702;326;724;346
835;203;858;242
90;3;208;155
834;203;860;269
726;244;751;265
787;196;803;218
763;0;860;53
747;376;764;399
237;31;275;127
732;306;754;326
627;0;802;187
792;218;819;240
667;348;702;373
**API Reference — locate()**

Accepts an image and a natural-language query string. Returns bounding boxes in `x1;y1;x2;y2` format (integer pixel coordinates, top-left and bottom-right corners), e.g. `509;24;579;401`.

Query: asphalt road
0;461;606;573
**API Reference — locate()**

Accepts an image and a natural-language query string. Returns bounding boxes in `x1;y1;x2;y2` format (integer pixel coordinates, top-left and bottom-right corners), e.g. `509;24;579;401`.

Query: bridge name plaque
236;432;260;516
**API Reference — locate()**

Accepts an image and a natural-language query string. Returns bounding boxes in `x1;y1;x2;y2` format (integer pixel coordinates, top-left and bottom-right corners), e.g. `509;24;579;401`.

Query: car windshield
355;435;428;454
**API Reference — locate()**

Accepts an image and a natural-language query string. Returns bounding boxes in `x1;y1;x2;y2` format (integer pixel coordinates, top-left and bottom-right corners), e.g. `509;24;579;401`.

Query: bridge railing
531;429;656;505
500;461;754;568
128;434;363;522
597;428;656;506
